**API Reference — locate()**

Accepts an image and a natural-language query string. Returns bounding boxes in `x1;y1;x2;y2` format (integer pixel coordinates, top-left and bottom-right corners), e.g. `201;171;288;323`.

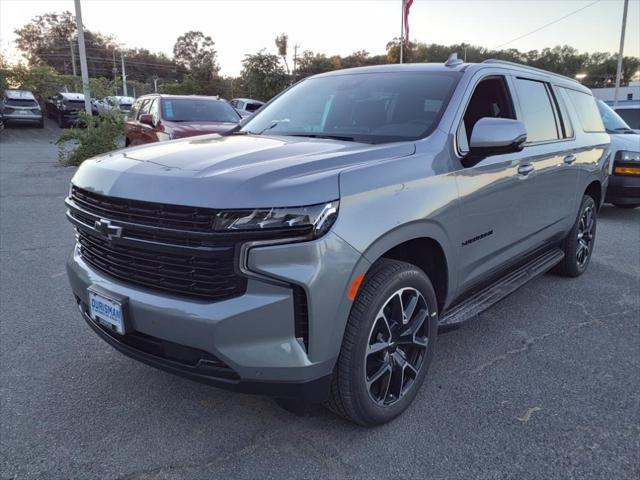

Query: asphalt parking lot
1;121;639;480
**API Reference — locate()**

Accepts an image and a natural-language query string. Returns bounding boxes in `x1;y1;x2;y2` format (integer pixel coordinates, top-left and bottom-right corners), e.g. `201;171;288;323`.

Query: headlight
215;201;339;238
618;150;640;162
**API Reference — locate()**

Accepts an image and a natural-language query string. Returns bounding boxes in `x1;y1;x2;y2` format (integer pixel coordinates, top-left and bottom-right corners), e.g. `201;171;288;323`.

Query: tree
241;50;287;101
295;51;335;79
173;31;219;82
275;33;290;74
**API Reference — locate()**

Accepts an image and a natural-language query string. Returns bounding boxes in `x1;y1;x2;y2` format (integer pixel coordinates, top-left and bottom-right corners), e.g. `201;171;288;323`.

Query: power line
493;0;601;50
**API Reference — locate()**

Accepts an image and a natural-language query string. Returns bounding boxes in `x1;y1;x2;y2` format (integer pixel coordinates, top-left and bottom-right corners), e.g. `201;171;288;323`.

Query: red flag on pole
403;0;414;47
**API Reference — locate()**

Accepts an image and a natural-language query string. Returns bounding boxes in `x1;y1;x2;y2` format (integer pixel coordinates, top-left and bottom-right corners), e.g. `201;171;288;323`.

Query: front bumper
66;232;366;399
605;172;640;205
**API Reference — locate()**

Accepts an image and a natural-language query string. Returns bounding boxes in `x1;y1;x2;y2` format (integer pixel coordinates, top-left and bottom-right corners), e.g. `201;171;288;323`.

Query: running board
439;248;564;327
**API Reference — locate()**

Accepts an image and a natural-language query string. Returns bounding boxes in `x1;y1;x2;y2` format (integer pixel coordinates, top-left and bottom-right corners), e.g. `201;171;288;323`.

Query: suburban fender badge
462;230;494;246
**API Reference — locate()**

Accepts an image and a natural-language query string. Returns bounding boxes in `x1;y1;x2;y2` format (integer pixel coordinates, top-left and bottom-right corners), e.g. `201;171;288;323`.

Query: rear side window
551;87;573;138
563;89;605;133
513;78;559;143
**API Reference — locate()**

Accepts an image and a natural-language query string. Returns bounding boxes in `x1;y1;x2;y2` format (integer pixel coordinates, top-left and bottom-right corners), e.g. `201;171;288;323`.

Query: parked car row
1;87;264;131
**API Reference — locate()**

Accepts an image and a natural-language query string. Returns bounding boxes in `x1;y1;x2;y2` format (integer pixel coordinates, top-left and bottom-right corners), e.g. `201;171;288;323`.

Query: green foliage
173;31;219;83
56;111;124;166
14;11;184;83
241;50;287;101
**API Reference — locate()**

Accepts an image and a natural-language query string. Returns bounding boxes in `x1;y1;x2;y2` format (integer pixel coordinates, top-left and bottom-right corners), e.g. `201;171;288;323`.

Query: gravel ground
1;121;639;480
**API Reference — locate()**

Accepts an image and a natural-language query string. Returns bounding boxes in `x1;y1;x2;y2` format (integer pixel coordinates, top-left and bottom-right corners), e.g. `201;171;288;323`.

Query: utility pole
613;0;629;107
112;49;118;95
153;77;159;93
292;44;299;83
120;51;128;97
70;39;77;76
74;0;92;115
399;0;404;64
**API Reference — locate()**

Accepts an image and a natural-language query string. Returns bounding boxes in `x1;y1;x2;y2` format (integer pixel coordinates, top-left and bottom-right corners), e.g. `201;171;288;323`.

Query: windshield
240;71;461;144
615;108;640;129
161;98;240;123
597;100;632;132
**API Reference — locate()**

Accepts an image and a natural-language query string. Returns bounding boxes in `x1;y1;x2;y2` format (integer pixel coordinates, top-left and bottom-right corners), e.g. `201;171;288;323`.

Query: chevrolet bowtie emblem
94;219;122;239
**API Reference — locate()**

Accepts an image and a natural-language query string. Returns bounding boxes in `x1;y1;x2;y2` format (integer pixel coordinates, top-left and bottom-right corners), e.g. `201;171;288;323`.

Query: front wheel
325;259;439;426
555;195;597;277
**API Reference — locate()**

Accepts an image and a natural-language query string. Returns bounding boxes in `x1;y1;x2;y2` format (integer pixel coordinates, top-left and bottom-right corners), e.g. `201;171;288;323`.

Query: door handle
564;154;577;165
517;163;534;176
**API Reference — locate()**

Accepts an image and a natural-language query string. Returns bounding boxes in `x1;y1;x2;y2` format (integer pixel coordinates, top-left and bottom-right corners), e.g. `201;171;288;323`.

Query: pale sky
1;0;638;76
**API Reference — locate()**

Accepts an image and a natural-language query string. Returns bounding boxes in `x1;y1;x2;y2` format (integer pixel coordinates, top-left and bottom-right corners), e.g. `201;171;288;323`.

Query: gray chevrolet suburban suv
66;59;610;425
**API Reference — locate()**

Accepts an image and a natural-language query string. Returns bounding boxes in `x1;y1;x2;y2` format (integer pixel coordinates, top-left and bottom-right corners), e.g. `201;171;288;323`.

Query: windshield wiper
286;133;359;142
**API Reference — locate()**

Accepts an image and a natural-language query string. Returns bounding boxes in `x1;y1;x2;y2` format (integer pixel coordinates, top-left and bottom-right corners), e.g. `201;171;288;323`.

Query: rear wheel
555;195;597;277
325;259;438;426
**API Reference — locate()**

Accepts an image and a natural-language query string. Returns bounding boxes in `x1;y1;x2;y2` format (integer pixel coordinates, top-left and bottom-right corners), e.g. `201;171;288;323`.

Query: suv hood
71;134;415;208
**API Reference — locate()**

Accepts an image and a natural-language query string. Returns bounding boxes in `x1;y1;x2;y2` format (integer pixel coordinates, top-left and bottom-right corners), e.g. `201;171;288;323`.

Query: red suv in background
124;94;241;146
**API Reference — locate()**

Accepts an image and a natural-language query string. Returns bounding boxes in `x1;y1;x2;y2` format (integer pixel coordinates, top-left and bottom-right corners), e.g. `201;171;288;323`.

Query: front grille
67;186;248;300
78;230;244;300
71;186;219;232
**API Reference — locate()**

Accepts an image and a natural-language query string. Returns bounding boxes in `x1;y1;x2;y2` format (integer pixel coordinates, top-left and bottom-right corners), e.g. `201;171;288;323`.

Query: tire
555;195;597;277
613;203;638;209
57;112;65;128
37;119;44;129
325;259;439;426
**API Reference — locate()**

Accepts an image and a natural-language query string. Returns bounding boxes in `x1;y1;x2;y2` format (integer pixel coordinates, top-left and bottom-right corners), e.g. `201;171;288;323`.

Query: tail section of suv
1;90;44;128
66;60;609;425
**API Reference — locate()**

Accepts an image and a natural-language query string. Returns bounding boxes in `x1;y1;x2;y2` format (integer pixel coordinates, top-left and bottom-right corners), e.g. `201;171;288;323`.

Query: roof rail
482;59;579;84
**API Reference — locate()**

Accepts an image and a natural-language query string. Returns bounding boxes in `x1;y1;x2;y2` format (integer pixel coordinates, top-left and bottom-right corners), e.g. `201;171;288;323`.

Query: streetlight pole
120;51;128;97
613;0;629;107
73;0;92;115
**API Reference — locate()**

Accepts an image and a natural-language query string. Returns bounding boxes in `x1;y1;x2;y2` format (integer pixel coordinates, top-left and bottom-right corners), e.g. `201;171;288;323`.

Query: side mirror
469;117;527;156
139;114;154;126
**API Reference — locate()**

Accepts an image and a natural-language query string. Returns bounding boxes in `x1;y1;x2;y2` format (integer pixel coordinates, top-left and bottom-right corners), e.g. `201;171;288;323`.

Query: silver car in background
229;97;264;118
93;96;135;114
66;59;609;425
1;90;44;128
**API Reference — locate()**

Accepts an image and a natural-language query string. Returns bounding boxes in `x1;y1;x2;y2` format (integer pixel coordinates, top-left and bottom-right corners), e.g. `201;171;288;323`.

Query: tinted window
241;71;461;144
552;87;573;138
513;78;559;142
563;89;605;133
161;98;240;123
128;99;141;119
246;102;262;112
138;98;152;117
6;98;38;107
615;108;640;129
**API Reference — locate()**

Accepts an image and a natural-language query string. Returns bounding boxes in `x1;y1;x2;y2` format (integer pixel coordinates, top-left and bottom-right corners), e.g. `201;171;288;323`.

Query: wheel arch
584;180;602;210
357;222;455;313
